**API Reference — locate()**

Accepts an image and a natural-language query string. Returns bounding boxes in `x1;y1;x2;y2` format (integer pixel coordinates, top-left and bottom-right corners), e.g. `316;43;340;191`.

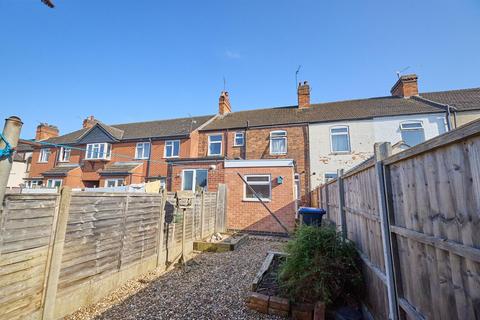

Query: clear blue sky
1;0;479;139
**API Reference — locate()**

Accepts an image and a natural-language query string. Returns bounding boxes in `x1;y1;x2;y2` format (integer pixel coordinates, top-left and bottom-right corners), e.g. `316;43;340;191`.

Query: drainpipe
245;120;250;160
0;116;23;207
146;138;152;182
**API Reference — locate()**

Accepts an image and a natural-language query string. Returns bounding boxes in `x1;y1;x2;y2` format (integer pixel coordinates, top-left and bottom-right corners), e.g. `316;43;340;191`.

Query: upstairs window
165;140;180;158
208;134;222;156
58;147;71;162
38;148;51;163
400;121;425;147
85;143;111;160
330;126;350;153
244;175;271;201
234;132;244;146
135;142;151;159
270;131;287;155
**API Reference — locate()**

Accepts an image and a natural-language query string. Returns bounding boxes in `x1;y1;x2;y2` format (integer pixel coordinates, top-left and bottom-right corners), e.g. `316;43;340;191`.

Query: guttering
412;95;458;131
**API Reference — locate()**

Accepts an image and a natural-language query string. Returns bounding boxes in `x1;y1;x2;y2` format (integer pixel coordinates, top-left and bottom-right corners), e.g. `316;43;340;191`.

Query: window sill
208;154;222;157
135;157;150;160
270;153;287;156
37;161;49;164
233;144;244;147
242;198;271;203
58;160;70;163
164;156;180;159
330;151;351;155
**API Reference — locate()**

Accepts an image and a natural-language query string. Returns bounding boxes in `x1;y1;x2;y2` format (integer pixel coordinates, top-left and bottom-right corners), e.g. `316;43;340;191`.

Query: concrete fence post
41;187;72;320
156;188;167;268
374;142;399;320
0;116;23;208
337;169;347;239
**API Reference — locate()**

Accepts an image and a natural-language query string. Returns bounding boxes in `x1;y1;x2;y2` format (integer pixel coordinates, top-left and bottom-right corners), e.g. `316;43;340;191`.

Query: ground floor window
47;179;62;189
182;169;208;191
244;175;271;201
325;172;338;182
105;179;125;187
26;180;43;188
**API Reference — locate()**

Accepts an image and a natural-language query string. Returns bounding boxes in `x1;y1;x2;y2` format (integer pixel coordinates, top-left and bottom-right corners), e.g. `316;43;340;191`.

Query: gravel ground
66;238;287;320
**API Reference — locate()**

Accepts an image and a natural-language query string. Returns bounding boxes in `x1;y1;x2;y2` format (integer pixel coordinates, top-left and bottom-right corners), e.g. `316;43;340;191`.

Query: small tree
278;225;362;305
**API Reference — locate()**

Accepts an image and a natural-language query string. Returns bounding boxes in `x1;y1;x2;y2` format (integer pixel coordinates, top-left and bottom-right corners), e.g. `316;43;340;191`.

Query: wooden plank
41;187;73;320
343;206;381;223
252;252;274;291
398;298;426;320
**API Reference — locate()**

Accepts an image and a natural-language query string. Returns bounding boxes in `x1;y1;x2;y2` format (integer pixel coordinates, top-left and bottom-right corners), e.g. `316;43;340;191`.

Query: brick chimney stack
219;91;232;115
297;81;310;109
35;123;59;141
82;115;97;129
391;74;419;98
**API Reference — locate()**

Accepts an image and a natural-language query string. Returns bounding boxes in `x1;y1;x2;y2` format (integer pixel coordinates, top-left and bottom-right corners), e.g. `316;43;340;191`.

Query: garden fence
0;185;227;320
312;119;480;320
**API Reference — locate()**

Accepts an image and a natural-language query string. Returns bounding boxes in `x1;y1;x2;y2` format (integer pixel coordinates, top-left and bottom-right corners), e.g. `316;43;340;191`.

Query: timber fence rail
0;185;227;320
312;118;480;320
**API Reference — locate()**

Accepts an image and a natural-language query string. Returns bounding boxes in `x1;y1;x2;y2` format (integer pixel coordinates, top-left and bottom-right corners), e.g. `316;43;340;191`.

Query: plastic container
298;207;326;226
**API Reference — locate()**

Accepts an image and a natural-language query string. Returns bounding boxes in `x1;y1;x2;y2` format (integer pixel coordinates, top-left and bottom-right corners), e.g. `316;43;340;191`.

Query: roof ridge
110;114;214;127
420;87;480;95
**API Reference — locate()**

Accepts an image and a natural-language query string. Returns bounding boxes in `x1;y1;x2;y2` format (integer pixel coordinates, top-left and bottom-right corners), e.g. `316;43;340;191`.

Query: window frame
105;178;125;188
324;172;338;182
330;126;351;153
58;147;71;162
38;148;51;163
26;180;43;188
208;134;223;156
46;179;62;189
181;169;209;191
400;121;425;147
135;142;151;160
233;132;244;147
269;130;287;155
164;140;180;158
85;143;112;160
243;174;272;202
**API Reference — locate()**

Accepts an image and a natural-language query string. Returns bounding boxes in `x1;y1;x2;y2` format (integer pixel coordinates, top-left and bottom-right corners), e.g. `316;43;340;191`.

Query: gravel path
66;238;287;320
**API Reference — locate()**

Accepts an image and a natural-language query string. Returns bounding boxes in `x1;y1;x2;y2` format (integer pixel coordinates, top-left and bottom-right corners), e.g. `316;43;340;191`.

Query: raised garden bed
247;251;325;320
193;232;248;252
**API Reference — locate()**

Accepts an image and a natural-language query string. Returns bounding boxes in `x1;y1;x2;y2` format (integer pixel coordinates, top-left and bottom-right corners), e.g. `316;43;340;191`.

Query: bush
278;225;362;305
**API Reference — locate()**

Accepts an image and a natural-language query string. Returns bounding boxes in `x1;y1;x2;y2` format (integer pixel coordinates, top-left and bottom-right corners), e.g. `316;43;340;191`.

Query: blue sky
1;0;479;139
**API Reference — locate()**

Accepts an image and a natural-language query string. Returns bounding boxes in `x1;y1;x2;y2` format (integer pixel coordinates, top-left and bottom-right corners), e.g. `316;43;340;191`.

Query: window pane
246;176;270;182
331;127;348;134
401;129;425;147
196;170;208;189
209;142;221;155
209;135;222;142
271;131;286;137
183;171;194;191
271;138;286;153
332;135;349;152
401;122;423;129
173;141;180;156
246;184;271;199
106;180;116;187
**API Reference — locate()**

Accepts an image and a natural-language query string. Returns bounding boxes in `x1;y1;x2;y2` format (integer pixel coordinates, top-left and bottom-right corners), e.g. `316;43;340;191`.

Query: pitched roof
100;162;143;175
419;87;480;111
201;96;443;130
43;164;80;177
44;115;214;145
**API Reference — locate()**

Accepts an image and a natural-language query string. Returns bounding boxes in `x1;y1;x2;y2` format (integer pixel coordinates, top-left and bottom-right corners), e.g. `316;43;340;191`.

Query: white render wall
309;113;447;189
7;160;28;188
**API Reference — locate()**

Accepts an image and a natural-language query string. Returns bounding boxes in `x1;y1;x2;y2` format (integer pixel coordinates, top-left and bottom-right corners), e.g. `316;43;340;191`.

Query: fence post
337;169;347;239
374;142;399;320
200;189;205;239
156;188;167;268
42;187;72;320
0;116;22;208
215;184;226;233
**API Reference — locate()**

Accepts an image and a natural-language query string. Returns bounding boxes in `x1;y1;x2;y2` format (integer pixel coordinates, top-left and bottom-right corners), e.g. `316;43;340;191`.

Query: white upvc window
182;169;208;191
270;131;287;155
294;173;301;200
46;179;62;189
85;143;112;160
105;179;125;187
58;147;71;162
135;142;151;159
164;140;180;158
330;126;351;153
234;132;244;147
243;175;271;201
38;148;51;163
26;180;43;188
400;121;425;147
208;134;222;156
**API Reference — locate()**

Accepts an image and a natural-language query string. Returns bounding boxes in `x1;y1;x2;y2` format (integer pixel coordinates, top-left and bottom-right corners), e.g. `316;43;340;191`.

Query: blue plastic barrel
298;207;326;226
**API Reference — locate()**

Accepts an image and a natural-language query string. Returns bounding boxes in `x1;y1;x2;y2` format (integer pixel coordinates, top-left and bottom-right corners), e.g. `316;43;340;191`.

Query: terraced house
26;115;214;189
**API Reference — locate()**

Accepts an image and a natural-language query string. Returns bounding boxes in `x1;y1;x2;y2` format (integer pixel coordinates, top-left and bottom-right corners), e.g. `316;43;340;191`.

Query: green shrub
278;225;362;305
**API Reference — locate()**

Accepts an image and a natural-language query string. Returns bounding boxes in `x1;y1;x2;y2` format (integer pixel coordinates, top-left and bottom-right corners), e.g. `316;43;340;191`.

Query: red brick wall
224;166;296;233
198;125;310;205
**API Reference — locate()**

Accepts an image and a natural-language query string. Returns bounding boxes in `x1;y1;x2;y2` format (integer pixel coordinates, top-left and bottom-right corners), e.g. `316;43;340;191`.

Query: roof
43;165;80;177
45;115;214;145
419;87;480;111
100;162;143;175
16;140;38;152
201;96;443;130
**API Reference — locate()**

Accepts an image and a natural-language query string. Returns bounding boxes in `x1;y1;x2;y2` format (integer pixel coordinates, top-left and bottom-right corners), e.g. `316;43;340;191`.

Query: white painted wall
309;113;447;189
7;160;28;188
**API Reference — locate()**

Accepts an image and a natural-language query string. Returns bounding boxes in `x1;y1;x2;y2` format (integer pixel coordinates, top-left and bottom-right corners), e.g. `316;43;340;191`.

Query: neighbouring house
7;139;38;190
27;115;214;189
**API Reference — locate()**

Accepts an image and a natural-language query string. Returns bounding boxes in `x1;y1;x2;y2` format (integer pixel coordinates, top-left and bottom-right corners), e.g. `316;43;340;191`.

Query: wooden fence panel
326;180;340;226
0;194;58;320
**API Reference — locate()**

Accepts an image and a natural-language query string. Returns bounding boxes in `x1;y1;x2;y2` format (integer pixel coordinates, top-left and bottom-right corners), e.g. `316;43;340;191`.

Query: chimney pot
391;74;419;98
219;91;232;115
